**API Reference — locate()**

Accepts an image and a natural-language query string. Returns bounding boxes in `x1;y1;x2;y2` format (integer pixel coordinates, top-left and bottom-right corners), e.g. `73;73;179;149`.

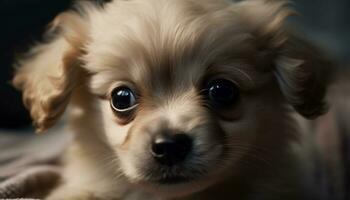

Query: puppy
13;0;338;199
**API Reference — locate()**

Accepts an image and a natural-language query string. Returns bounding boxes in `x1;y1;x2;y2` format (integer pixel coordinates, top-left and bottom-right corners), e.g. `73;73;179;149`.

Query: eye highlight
205;79;239;108
110;86;138;112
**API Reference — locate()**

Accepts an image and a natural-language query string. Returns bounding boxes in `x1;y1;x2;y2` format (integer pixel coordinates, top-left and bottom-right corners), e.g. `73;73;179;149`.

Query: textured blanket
0;127;70;199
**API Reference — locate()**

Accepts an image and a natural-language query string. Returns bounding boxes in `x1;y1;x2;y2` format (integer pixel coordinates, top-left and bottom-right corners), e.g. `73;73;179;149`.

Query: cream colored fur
13;0;336;199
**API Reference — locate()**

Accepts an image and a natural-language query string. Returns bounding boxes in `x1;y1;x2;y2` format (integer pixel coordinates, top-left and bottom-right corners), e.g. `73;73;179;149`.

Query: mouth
156;176;193;185
138;174;208;198
144;165;206;185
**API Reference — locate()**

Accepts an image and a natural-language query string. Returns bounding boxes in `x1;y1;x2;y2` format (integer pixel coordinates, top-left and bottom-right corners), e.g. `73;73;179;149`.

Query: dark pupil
209;80;238;106
112;88;133;109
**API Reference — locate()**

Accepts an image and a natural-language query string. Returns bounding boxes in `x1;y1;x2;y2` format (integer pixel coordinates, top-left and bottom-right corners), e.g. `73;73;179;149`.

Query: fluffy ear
13;9;90;133
274;36;334;119
236;0;334;119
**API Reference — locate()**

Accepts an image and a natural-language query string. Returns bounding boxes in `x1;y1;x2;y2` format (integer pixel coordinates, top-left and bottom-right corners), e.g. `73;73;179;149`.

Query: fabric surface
0;126;70;199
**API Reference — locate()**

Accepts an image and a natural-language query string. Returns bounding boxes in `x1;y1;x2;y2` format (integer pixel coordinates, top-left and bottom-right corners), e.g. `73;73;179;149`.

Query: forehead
84;0;261;94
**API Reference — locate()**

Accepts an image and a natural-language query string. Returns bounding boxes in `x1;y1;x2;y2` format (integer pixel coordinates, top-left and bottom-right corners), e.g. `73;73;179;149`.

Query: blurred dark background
0;0;349;129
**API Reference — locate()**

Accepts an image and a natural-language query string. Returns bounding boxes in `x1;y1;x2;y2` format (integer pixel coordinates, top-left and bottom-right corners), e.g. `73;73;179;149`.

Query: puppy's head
14;0;333;197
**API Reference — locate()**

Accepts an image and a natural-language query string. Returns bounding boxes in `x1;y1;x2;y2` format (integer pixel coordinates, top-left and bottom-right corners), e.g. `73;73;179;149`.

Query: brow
204;62;257;91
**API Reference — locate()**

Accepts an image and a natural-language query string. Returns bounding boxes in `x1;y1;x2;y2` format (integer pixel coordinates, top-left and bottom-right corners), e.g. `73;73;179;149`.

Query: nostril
151;137;174;158
172;134;192;156
151;134;193;166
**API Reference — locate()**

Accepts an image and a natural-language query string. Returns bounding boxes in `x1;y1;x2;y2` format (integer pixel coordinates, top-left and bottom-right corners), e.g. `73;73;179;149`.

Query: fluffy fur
13;0;337;199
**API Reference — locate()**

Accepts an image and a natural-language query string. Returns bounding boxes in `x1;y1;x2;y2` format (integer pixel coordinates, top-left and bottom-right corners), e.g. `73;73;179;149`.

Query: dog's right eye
110;87;138;112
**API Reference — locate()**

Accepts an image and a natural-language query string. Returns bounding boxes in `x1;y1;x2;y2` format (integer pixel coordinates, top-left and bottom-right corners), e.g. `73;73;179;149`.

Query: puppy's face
14;0;332;198
83;0;293;196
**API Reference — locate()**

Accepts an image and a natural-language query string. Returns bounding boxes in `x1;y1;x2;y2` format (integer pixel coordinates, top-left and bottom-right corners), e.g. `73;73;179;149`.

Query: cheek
217;104;261;160
219;117;258;142
218;97;267;144
100;101;131;147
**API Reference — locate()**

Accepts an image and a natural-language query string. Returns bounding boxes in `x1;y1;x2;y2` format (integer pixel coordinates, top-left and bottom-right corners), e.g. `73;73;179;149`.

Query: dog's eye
206;79;239;108
110;87;138;112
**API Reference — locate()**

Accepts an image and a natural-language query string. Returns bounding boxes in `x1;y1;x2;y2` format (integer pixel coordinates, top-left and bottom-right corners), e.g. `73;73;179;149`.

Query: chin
134;170;229;198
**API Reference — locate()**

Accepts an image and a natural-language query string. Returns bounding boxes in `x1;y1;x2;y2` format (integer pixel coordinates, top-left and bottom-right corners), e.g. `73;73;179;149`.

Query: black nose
151;134;193;166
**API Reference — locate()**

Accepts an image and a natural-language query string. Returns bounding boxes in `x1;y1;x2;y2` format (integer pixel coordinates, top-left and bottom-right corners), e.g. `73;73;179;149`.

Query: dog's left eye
205;79;239;108
110;87;138;112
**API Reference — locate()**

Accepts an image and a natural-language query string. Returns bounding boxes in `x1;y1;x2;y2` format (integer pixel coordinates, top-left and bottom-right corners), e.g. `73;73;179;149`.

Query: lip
156;176;193;185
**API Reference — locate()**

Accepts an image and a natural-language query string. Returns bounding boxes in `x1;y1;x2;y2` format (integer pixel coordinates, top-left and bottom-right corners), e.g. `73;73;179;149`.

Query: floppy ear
236;0;334;119
274;36;334;119
13;10;90;133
